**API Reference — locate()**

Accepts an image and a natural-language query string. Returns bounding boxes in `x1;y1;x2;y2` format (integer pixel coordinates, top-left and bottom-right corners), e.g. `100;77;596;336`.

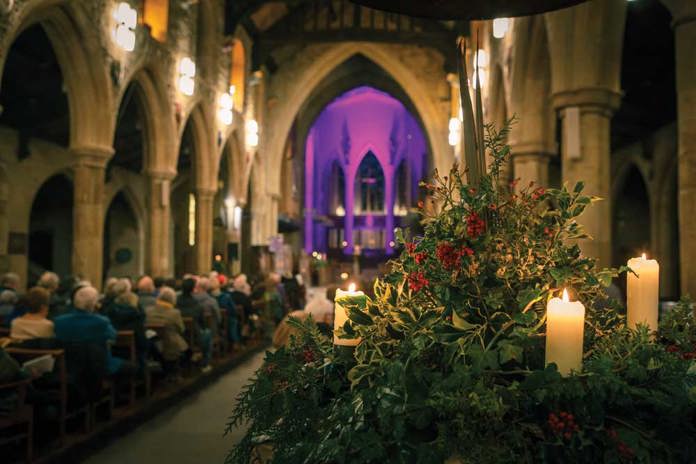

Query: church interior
1;0;695;462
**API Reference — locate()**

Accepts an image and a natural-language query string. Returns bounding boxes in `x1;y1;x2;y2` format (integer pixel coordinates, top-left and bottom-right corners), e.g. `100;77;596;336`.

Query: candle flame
348;283;356;292
562;288;569;303
641;253;647;260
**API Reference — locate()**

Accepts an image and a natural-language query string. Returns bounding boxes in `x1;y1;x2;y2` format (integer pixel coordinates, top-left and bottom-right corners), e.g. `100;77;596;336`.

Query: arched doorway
613;166;651;269
171;121;197;276
0;23;69;154
103;81;149;280
103;192;142;278
28;175;73;283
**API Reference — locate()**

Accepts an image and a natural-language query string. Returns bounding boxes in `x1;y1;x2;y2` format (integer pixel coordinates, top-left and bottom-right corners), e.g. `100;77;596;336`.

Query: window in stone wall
188;193;196;246
144;0;169;42
230;40;245;112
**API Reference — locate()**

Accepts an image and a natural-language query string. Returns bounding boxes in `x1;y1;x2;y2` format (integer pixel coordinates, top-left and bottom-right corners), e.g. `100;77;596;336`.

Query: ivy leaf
498;341;524;364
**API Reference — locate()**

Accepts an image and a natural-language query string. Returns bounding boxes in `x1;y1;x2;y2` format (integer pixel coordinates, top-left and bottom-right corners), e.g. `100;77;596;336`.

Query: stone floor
83;350;266;464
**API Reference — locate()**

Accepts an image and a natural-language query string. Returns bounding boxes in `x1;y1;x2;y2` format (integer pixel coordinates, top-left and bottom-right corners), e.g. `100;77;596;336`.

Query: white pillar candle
627;253;660;332
333;283;364;346
545;289;585;376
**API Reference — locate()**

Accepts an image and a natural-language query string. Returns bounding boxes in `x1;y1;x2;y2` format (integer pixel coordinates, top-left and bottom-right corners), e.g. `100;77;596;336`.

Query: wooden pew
0;377;33;463
113;330;140;407
182;317;196;353
5;347;86;443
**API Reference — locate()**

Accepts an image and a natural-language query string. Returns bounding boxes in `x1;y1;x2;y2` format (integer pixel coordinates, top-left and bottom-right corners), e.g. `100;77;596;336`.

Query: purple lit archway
304;86;427;257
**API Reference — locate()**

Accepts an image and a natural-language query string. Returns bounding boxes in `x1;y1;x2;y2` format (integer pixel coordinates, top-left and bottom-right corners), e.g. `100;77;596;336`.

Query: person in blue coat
54;286;135;379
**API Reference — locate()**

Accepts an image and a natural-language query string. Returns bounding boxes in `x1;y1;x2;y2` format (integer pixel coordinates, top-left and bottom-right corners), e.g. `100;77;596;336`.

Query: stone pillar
194;188;215;274
72;147;112;288
511;145;552;189
663;0;696;297
545;0;626;267
147;171;175;277
553;90;621;267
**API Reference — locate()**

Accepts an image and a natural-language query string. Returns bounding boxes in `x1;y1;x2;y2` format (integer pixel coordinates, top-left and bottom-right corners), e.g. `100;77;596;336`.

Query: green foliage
226;124;696;464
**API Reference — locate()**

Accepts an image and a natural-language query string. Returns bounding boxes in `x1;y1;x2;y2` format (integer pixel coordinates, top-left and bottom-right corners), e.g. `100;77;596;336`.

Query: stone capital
195;188;217;200
146;169;177;182
509;141;555;159
551;88;622;113
71;145;114;169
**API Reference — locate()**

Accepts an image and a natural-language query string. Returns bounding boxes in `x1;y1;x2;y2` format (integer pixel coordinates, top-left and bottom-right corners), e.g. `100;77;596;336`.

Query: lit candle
333;283;365;346
545;289;585;376
627;253;659;332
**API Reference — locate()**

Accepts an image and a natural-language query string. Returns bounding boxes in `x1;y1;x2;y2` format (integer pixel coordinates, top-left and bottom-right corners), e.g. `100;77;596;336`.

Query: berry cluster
548;411;579;440
436;242;474;270
666;344;696;360
606;428;636;461
466;212;486;239
408;271;429;292
302;347;317;363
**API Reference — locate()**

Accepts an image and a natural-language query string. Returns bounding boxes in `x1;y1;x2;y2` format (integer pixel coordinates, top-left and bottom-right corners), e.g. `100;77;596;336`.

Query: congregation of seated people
0;269;305;462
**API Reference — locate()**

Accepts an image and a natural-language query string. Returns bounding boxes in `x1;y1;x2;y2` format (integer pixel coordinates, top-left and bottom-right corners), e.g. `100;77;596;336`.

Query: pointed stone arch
0;1;114;150
114;66;177;174
264;42;450;200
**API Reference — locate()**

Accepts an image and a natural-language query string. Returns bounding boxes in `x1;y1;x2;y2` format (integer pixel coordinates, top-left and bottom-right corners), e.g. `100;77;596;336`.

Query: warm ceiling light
218;91;234;126
246;119;259;148
113;2;137;51
178;57;196;96
492;18;509;39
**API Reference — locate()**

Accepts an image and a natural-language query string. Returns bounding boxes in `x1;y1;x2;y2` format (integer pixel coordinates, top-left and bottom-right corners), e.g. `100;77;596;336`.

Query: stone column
146;171;175;277
194;188;215;274
72;146;112;288
553;90;621;267
545;0;626;267
663;0;696;297
511;145;552;189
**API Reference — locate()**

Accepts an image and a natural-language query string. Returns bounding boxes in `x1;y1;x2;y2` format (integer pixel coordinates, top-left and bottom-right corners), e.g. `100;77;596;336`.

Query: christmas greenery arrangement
226;123;696;463
227;44;695;463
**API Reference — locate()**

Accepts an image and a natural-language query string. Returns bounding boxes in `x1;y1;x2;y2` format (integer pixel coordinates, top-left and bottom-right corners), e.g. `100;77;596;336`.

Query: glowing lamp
493;18;509;39
246;119;259;148
178;57;196;96
113;2;137;52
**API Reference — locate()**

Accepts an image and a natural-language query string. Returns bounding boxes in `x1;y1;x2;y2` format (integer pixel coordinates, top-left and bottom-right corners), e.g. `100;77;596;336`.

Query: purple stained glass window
304;86;427;256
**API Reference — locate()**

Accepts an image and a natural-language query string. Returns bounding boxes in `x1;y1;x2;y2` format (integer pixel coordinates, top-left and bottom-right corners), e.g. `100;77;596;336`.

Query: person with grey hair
0;289;17;326
0;272;20;294
54;286;135;379
136;275;158;312
37;271;59;292
195;276;221;327
145;286;189;378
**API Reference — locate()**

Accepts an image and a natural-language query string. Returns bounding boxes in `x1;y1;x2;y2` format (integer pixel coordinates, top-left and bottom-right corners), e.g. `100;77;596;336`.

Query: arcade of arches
0;0;694;303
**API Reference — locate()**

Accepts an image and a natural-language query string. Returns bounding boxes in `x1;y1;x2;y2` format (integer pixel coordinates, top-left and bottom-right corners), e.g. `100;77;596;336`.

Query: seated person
136;275;158;313
177;278;212;372
54;286;135;381
105;291;147;368
305;286;337;326
145;287;188;374
210;276;240;344
272;310;310;349
10;287;54;341
0;289;17;327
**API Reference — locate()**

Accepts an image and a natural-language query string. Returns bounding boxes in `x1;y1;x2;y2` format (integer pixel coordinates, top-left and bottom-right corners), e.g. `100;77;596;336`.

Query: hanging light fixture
113;2;137;52
492;18;509;39
448;117;462;146
178;57;196;96
218;87;234;126
245;119;259;149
